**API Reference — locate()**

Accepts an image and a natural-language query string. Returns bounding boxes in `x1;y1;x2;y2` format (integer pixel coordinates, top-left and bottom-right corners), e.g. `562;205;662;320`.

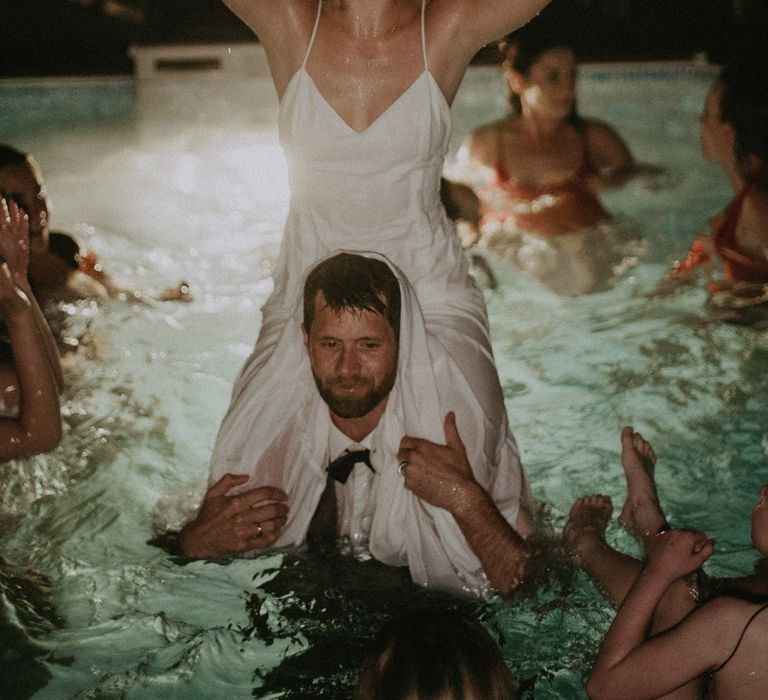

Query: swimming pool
1;62;767;699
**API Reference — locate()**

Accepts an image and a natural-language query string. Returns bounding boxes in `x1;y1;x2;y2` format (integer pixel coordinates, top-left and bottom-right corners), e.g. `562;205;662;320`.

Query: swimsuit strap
711;600;768;675
302;0;323;69
494;122;508;181
421;0;428;71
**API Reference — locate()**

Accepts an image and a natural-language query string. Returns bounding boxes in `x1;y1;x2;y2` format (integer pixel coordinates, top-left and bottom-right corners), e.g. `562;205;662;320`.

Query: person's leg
617;426;667;550
564;496;703;700
567;429;706;699
564;495;644;605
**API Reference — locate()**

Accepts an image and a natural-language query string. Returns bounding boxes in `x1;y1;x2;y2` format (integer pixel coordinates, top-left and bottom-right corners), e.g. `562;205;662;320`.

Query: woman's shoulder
740;186;768;248
699;596;767;624
465;120;508;161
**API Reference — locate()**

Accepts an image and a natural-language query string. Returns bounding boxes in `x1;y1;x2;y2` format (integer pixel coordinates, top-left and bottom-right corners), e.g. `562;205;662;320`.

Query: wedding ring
256;524;263;538
398;461;408;476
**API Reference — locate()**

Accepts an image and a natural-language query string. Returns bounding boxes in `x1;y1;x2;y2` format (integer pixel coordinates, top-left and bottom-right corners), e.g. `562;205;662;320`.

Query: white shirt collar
328;421;375;461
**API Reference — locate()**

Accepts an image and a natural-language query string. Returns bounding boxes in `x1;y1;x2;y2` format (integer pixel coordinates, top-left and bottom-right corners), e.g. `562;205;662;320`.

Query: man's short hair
303;253;401;339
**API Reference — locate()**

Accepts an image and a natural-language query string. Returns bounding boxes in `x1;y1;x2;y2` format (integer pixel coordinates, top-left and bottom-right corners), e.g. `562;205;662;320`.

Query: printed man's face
303;291;398;420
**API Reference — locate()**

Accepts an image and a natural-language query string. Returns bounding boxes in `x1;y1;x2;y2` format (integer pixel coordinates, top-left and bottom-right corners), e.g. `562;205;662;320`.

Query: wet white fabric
328;424;377;559
208;0;532;593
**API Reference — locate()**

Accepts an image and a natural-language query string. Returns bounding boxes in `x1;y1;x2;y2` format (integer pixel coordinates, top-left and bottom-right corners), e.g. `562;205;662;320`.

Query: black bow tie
326;449;374;484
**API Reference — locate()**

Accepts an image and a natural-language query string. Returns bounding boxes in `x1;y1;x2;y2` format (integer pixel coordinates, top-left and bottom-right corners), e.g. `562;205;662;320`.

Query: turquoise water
1;65;767;699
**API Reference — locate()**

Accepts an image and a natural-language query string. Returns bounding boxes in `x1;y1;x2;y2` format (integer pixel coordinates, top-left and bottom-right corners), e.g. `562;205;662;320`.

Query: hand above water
179;474;289;559
0;196;31;301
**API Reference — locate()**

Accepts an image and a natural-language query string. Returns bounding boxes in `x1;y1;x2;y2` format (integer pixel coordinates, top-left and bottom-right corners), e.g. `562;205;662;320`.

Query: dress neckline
280;67;448;136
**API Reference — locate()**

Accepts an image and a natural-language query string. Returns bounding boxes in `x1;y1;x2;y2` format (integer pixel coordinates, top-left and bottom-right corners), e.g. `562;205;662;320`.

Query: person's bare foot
617;426;666;544
563;494;613;566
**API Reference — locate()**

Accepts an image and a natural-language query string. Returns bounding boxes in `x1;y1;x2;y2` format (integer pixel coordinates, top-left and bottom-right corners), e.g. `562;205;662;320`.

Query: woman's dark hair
718;65;768;185
0;144;28;171
354;608;517;700
303;252;401;340
499;19;582;129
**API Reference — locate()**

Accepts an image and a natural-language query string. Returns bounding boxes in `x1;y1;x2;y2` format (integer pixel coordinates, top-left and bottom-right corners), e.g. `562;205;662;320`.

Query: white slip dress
209;0;532;593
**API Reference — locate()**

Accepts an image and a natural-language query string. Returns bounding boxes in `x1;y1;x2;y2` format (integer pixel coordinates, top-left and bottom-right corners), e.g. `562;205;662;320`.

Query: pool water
1;64;767;699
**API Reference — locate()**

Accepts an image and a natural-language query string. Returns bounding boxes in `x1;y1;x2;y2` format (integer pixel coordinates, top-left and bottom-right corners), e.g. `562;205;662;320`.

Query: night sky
1;0;767;78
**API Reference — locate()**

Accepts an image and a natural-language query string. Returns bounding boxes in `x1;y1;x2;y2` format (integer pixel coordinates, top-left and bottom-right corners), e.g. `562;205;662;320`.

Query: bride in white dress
192;0;550;593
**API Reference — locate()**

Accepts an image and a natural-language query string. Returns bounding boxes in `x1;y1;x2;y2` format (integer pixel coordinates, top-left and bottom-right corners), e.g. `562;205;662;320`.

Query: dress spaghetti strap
303;0;323;69
420;0;428;71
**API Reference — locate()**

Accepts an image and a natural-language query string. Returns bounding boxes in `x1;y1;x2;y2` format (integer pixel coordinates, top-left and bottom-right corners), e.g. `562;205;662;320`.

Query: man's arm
179;474;289;558
586;529;721;699
398;412;529;594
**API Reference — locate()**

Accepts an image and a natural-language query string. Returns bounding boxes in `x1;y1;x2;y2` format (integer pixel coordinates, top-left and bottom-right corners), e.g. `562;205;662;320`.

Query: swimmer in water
452;13;661;295
456;15;661;237
564;428;768;699
0;195;61;457
0;144;192;305
663;65;768;319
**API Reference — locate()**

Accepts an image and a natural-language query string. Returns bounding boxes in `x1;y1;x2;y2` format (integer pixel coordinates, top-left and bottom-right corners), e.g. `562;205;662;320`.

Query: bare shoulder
464;121;505;165
694;597;765;643
740;187;768;251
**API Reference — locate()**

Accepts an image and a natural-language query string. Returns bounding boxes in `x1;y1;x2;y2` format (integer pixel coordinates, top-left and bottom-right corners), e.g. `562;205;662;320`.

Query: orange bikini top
675;182;768;285
482;124;608;235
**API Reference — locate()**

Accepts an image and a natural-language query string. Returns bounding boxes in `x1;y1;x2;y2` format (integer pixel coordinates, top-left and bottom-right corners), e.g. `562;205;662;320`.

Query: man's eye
362;343;381;350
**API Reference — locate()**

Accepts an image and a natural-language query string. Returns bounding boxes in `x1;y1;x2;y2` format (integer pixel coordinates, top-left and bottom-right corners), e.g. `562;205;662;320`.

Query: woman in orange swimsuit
670;65;768;312
456;17;658;238
453;16;660;294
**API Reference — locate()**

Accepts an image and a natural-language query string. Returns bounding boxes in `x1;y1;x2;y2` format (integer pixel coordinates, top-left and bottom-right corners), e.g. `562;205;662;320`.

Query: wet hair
0;144;28;171
717;65;768;185
354;608;517;700
303;253;401;339
499;20;582;129
47;232;81;270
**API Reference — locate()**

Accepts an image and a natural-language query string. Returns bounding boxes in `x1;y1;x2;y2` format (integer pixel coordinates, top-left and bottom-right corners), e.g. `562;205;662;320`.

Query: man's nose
336;346;361;375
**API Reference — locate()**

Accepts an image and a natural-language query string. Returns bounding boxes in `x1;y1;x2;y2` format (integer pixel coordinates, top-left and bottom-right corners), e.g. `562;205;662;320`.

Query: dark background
1;0;767;78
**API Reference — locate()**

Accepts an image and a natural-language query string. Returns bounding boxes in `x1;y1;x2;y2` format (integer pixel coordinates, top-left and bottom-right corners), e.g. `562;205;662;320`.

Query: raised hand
0;195;30;285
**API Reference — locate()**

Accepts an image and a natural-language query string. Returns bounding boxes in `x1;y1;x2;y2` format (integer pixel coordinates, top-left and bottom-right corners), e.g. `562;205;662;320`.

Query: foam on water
1;66;767;698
